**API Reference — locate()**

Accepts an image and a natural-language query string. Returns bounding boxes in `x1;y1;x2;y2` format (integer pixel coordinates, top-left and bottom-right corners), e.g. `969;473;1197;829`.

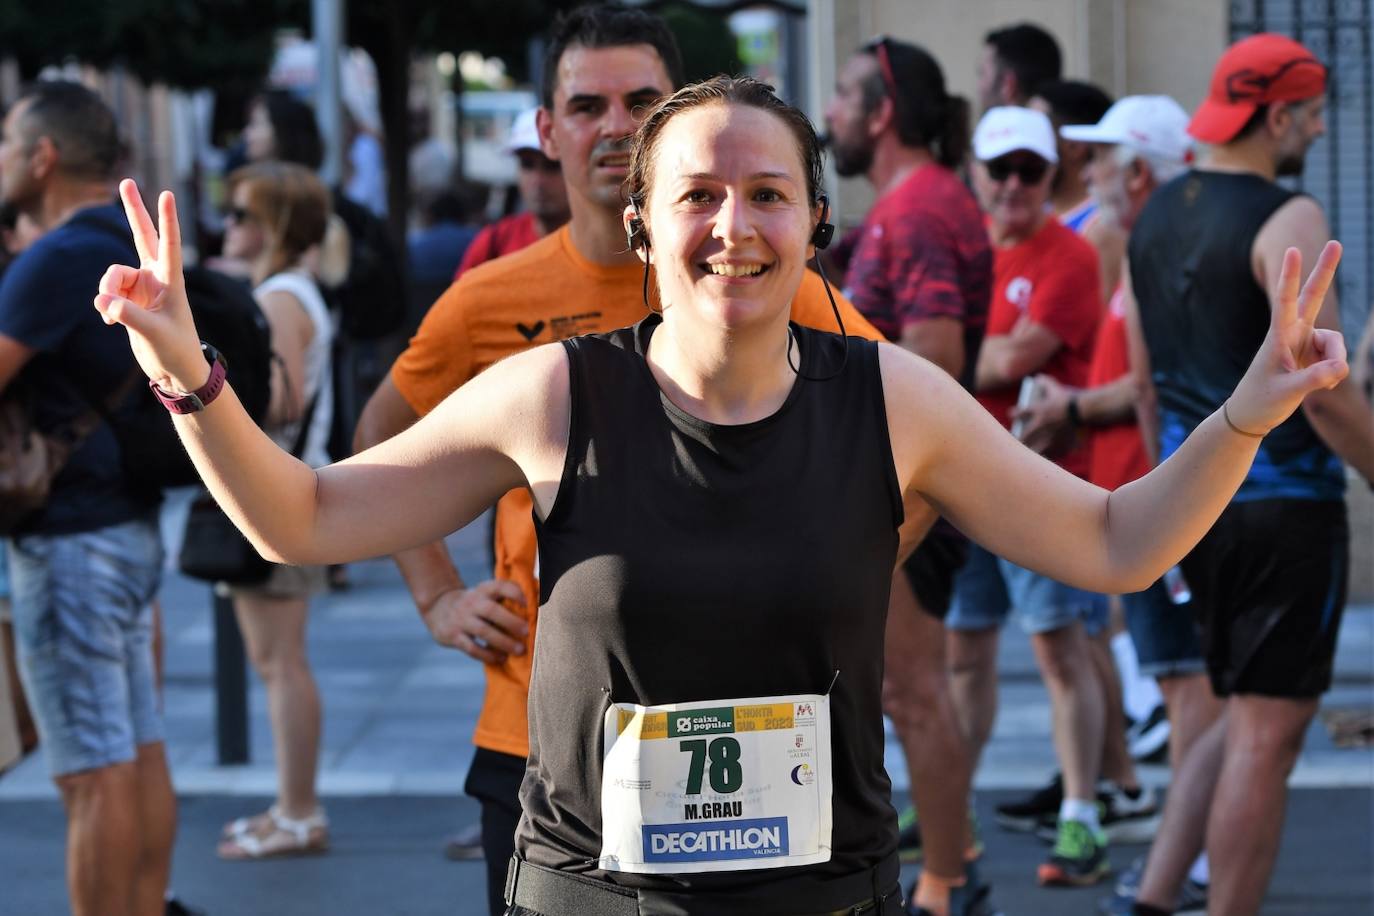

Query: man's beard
1276;151;1307;177
829;134;874;178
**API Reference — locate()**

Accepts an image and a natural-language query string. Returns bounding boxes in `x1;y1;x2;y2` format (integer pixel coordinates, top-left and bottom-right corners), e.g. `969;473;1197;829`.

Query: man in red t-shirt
454;108;570;279
946;105;1112;888
824;37;992;916
1015;95;1218;914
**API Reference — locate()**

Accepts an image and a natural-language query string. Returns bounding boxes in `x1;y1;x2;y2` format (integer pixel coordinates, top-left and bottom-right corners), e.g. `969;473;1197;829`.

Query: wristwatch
1066;397;1084;428
149;342;228;414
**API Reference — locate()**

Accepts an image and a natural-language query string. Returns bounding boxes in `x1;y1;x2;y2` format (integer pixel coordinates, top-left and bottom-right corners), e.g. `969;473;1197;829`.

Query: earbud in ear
627;217;650;251
810;195;835;250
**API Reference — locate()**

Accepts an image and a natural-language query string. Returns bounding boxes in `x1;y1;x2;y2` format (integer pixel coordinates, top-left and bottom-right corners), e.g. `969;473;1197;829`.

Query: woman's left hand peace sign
1228;240;1348;434
94;179;207;392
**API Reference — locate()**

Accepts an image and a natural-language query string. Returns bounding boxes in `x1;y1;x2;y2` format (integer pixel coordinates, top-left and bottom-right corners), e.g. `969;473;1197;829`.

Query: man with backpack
0;81;177;916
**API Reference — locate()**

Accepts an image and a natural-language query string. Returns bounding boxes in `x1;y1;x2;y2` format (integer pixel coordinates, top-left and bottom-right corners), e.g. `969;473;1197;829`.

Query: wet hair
252;89;324;170
625;76;824;210
541;3;685;108
859;38;970;169
1034;79;1114;126
16;81;121;181
226;161;331;278
985;23;1062;101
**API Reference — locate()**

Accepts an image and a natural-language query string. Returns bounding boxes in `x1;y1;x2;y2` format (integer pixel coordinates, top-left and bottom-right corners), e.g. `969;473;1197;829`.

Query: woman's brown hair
624;76;825;212
226;161;331;280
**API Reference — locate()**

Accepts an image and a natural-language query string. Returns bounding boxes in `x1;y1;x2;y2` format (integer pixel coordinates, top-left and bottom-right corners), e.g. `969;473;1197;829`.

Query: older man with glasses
945;105;1111;888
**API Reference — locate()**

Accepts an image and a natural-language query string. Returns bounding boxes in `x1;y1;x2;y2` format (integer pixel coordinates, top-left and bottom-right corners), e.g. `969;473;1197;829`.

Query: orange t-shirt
391;224;881;757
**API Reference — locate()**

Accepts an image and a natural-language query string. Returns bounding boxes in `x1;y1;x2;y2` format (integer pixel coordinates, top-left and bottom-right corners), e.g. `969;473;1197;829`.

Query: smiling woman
97;75;1347;916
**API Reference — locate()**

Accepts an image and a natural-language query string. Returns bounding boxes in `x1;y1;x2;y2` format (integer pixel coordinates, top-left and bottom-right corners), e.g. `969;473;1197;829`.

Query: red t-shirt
978;217;1101;478
842;163;991;345
453;212;540;280
1087;285;1150;490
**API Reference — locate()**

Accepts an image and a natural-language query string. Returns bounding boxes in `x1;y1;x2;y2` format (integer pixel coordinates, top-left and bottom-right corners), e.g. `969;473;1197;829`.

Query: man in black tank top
1125;34;1374;916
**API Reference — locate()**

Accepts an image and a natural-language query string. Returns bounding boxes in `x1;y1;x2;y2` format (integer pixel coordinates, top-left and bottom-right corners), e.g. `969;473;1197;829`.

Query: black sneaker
1035;781;1160;845
896;806;923;862
995;772;1062;833
1037;819;1110;887
1127;704;1170;764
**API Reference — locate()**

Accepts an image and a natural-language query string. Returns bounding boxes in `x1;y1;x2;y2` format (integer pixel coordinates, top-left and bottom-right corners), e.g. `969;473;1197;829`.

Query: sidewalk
1;505;1371;913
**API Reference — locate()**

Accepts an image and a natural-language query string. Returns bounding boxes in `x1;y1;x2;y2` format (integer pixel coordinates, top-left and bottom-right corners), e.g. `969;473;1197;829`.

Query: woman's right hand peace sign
94;179;207;392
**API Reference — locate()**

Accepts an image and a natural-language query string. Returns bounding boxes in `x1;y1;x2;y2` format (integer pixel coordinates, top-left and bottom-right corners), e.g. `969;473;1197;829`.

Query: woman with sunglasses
95;78;1343;912
215;161;336;860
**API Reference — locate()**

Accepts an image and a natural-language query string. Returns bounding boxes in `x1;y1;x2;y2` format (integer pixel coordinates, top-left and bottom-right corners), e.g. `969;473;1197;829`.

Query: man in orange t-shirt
353;7;879;914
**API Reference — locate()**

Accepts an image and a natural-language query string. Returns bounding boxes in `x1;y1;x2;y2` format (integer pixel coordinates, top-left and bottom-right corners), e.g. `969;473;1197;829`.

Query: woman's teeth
706;263;765;277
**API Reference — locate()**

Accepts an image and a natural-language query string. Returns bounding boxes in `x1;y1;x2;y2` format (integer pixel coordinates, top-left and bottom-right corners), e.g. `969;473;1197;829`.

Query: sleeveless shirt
1129;170;1343;502
517;315;904;897
255;270;335;469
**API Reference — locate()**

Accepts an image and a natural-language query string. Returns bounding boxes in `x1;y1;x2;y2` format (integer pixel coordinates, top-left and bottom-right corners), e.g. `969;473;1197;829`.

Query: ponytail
937;94;972;169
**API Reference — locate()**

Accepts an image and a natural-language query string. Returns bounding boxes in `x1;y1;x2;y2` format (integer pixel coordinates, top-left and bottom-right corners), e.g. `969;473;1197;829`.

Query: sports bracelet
1222;400;1265;439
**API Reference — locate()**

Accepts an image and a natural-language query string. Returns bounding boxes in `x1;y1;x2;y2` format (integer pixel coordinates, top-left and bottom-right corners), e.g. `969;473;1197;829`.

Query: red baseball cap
1189;33;1327;144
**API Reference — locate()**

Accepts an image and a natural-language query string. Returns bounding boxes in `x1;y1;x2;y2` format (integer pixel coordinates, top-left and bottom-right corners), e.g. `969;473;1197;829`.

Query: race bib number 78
598;693;833;874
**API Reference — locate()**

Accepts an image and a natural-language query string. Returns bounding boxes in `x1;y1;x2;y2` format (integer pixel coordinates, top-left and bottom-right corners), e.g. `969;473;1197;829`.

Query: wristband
1222;400;1265;439
1066;397;1083;428
149;342;228;414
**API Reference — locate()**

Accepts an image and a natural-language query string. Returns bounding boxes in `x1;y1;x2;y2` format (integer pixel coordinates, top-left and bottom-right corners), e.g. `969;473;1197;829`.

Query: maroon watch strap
150;348;227;414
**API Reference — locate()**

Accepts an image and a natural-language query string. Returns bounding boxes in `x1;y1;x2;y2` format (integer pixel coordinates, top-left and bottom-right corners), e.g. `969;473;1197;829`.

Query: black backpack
328;192;406;340
113;266;274;489
84;212;274;489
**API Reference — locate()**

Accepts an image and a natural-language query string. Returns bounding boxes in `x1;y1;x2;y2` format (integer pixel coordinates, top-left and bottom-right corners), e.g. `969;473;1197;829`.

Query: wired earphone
625;193;849;381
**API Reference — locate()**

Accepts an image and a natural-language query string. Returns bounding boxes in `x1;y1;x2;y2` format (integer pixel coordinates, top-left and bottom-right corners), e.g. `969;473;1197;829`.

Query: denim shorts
946;543;1108;635
1121;578;1205;679
8;516;164;776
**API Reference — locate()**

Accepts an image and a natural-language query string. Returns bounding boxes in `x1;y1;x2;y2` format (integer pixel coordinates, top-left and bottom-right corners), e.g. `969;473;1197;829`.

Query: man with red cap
1122;33;1374;916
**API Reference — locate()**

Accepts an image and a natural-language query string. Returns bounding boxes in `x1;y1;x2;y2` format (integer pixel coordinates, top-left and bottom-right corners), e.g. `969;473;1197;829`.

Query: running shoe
1037;818;1110;887
897;805;924;862
994;772;1062;833
1096;879;1209;915
1127;703;1171;764
1036;782;1160;844
905;859;1004;916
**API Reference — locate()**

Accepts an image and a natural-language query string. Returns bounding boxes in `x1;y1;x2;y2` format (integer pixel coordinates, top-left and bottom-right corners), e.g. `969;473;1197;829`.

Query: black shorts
902;527;969;620
466;748;528;916
1181;498;1348;699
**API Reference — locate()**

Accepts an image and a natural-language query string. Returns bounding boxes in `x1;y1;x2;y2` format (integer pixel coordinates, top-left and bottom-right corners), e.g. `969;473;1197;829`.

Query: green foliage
658;2;743;85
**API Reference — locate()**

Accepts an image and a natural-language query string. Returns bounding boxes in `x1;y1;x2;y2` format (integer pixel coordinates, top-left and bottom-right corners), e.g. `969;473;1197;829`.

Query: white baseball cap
504;109;543;154
1060;95;1194;164
973;106;1059;163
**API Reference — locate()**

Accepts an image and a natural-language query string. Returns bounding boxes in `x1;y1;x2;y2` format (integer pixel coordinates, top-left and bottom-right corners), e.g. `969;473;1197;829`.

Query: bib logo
1006;277;1033;311
667;707;736;738
790;764;816;786
643;817;789;863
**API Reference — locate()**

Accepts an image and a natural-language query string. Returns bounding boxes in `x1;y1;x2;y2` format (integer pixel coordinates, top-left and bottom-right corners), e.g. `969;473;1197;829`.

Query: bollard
212;585;249;764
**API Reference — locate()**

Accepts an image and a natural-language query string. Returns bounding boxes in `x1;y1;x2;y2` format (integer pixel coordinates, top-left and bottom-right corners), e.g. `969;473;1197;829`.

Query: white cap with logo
973;106;1059;163
1060;95;1194;164
504;109;543;155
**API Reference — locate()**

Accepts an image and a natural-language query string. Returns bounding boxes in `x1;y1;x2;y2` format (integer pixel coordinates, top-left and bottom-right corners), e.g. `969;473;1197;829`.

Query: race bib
598;693;833;874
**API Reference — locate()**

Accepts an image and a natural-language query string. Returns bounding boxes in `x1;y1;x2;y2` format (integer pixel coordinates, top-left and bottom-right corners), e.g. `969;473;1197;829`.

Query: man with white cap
453;108;570;279
946;105;1110;888
1015;95;1213;913
1121;34;1373;916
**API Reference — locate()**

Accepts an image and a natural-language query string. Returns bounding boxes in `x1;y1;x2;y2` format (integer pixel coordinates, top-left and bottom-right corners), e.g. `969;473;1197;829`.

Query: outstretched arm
888;242;1347;593
95;180;560;566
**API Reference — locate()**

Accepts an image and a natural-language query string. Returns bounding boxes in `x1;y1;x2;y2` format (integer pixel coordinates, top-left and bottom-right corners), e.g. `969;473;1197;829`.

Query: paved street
2;497;1371;914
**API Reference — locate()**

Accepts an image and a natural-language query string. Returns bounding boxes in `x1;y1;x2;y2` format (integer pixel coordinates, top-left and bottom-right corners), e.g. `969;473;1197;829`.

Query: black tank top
517;315;903;897
1129;170;1342;500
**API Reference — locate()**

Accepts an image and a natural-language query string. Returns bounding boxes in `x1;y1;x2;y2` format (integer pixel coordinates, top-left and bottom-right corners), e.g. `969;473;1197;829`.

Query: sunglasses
224;206;255;226
1224;56;1326;103
871;37;899;100
984;155;1050;185
516;152;562;175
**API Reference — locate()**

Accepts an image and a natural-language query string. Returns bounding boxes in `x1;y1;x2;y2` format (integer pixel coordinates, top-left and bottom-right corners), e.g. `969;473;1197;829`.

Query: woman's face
638;102;815;331
244;103;277;162
222;185;267;261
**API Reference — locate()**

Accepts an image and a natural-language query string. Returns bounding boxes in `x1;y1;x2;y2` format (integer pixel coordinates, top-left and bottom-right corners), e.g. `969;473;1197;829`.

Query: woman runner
94;78;1345;915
